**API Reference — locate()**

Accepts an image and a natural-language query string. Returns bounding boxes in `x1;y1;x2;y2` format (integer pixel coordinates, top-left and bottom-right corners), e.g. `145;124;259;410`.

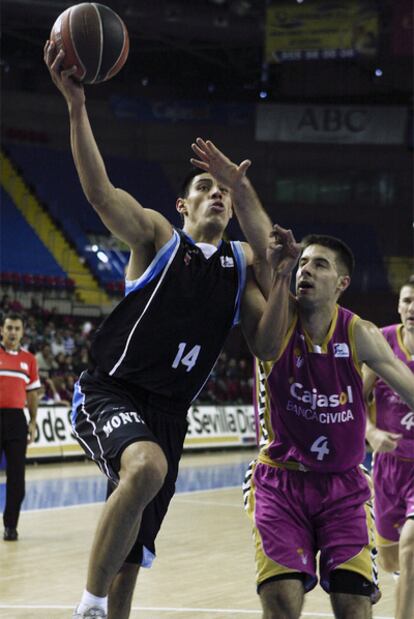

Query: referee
0;312;40;541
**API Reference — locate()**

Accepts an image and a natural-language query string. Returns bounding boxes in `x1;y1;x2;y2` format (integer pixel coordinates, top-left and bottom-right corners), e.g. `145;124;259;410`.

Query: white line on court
0;605;394;618
20;485;241;513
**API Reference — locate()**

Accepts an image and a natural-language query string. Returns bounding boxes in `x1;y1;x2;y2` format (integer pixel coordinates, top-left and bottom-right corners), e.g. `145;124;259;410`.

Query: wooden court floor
0;451;396;619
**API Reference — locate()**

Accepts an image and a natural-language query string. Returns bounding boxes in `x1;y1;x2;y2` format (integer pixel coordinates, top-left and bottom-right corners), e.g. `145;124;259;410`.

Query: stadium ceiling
1;0;412;103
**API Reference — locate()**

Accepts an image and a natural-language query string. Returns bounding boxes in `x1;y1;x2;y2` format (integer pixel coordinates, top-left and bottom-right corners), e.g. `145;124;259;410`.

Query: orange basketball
50;3;129;84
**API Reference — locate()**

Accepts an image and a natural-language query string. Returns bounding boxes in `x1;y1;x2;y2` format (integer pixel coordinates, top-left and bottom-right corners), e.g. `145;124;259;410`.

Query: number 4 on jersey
310;435;330;461
401;411;414;431
172;342;201;372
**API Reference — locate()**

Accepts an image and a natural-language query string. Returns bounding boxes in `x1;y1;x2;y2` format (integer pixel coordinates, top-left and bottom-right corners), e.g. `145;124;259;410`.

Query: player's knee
121;443;167;495
259;576;304;619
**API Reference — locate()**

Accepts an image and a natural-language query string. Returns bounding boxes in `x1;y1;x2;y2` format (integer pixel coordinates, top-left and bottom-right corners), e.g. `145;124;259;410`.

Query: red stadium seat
32;274;46;289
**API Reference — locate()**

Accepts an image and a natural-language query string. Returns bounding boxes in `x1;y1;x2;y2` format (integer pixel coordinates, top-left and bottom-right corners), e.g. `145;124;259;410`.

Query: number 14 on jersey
172;342;201;372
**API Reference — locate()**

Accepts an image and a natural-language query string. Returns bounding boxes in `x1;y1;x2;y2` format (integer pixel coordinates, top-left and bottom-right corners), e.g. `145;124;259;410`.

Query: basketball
50;3;129;84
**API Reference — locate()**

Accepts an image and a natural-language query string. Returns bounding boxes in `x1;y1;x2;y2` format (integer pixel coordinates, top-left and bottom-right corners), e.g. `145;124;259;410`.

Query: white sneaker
72;606;107;618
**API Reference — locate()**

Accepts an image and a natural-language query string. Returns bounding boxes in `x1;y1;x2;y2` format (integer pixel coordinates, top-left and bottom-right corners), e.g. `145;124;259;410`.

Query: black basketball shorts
72;370;189;566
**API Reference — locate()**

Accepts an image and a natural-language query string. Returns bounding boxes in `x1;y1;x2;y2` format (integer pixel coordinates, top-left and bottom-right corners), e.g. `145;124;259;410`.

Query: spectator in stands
39;377;66;405
0;294;23;315
81;321;94;336
73;346;90;376
64;354;75;375
0;294;23;314
54;351;70;375
63;327;75;355
35;343;57;378
0;312;40;541
238;357;254;403
64;374;76;398
50;330;66;356
23;315;38;339
0;294;12;313
45;39;273;619
43;320;56;343
50;376;72;406
225;357;241;401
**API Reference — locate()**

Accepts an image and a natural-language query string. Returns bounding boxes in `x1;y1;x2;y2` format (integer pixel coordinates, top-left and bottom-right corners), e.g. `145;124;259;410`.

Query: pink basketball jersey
255;305;367;473
373;324;414;459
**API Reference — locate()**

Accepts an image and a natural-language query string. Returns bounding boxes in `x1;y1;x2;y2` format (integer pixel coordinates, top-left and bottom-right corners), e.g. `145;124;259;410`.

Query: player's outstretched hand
43;40;85;106
190;137;251;190
267;224;301;276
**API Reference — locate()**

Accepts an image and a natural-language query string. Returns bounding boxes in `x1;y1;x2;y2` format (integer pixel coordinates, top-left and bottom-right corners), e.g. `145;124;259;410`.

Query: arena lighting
259;90;268;99
97;251;109;264
374;68;383;77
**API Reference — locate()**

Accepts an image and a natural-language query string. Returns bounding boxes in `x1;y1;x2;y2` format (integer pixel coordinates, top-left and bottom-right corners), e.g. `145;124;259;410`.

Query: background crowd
0;293;253;407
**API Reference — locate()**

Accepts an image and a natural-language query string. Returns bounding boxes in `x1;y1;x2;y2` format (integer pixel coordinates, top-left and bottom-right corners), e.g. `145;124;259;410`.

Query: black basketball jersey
90;229;247;405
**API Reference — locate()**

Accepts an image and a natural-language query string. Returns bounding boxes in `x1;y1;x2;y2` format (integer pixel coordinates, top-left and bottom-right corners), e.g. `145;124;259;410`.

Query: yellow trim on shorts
336;501;379;586
245;460;302;585
257;452;309;471
376;531;399;547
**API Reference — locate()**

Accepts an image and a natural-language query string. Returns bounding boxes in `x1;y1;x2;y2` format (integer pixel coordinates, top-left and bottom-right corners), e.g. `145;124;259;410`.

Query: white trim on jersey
230;240;247;326
125;229;179;296
109;235;182;376
27;379;41;390
0;370;30;383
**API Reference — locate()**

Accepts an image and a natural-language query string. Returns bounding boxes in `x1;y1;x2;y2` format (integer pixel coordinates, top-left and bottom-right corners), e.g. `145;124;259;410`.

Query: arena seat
4;143;176;287
1;189;67;282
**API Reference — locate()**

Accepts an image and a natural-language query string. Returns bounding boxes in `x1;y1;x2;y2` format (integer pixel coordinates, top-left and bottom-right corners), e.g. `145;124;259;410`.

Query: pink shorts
244;460;378;595
373;451;414;544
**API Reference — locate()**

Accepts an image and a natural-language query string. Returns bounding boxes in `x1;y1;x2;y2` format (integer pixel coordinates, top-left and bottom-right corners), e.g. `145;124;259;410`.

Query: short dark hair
300;234;355;276
179;168;205;198
1;312;25;326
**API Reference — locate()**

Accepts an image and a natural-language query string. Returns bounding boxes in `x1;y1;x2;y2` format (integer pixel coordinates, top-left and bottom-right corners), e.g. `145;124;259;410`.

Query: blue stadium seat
1;188;67;280
5;143;176;287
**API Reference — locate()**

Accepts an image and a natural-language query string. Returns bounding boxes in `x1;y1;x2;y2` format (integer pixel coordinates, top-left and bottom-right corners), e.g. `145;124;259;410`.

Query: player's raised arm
242;225;300;359
43;41;172;251
356;319;414;411
191;138;273;292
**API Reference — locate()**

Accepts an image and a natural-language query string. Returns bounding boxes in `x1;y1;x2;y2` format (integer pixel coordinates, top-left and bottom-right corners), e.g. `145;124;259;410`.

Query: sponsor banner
255;104;407;144
110;96;252;126
25;404;256;459
185;405;256;448
265;0;378;62
25;406;82;459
